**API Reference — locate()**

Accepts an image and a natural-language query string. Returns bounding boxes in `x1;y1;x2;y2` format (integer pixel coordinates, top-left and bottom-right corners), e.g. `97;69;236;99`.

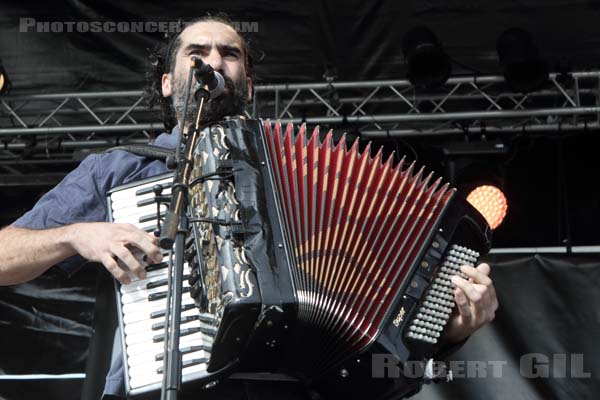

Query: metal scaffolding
252;71;600;137
1;71;599;180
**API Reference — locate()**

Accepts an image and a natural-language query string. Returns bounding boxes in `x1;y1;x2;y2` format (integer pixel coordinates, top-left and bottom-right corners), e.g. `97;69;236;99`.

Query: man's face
162;21;253;128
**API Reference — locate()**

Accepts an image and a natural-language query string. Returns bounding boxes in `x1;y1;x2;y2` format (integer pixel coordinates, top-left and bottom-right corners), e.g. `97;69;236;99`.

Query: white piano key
111;202;166;219
110;178;172;202
127;343;208;367
124;317;208;346
111;197;162;212
130;357;208;380
127;319;216;348
120;273;193;304
111;190;172;212
120;270;170;294
126;331;210;358
129;350;207;378
111;198;166;232
121;290;196;315
121;284;180;304
121;296;196;325
129;363;207;390
128;346;208;369
124;308;201;336
119;263;190;294
111;199;165;213
109;218;159;234
111;204;168;222
111;213;159;228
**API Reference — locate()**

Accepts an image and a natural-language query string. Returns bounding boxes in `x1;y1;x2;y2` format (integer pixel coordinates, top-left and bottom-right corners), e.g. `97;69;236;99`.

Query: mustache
223;75;235;91
195;74;235;99
219;75;241;97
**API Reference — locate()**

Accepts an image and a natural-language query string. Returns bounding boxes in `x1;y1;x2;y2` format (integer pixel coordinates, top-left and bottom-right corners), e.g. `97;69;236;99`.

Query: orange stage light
467;185;508;230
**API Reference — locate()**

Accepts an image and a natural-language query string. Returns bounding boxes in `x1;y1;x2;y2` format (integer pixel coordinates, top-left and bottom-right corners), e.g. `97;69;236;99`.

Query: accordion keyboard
108;174;212;393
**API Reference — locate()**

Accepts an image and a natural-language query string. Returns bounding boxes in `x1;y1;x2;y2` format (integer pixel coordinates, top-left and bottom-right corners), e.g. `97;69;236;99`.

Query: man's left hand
443;263;498;344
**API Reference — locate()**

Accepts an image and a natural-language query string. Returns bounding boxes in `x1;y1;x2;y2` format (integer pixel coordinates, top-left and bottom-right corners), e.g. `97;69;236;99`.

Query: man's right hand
67;222;163;284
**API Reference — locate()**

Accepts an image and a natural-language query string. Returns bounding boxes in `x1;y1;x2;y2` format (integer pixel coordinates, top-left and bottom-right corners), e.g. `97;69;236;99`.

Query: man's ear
162;73;172;97
246;76;253;102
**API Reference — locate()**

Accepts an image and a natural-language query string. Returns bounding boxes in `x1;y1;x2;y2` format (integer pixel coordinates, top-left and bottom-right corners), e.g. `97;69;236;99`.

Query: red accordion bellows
263;121;455;353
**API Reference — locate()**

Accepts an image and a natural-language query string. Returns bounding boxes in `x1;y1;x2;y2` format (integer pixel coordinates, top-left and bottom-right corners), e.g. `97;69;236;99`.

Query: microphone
191;57;225;100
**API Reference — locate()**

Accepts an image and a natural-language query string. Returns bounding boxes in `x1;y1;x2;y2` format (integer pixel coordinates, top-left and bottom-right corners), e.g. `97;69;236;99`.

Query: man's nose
204;49;223;71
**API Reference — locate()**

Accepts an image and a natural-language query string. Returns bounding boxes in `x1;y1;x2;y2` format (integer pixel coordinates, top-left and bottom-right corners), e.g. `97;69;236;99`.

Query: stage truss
0;71;599;184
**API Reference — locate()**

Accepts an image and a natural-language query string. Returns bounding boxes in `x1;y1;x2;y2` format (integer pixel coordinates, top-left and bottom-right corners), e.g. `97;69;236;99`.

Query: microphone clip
191;56;215;80
191;56;224;101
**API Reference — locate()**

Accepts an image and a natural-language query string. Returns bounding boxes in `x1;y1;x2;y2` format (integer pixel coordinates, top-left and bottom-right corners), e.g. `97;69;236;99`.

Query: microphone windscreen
209;71;225;98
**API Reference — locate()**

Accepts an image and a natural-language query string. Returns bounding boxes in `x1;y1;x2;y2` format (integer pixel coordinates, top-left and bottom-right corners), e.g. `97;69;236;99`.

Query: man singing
0;15;497;399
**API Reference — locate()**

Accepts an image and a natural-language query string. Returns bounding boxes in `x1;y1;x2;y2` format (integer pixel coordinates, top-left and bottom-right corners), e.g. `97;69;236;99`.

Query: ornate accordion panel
108;117;491;398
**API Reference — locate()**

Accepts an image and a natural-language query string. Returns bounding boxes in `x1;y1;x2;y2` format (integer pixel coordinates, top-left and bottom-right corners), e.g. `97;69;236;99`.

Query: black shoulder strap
104;144;176;161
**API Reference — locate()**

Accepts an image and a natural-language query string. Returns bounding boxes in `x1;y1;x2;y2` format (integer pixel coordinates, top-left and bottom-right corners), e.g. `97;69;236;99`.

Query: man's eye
224;51;240;59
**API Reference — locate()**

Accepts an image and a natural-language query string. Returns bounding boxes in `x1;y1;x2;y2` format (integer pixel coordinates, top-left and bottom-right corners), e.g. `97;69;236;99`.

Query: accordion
107;116;491;397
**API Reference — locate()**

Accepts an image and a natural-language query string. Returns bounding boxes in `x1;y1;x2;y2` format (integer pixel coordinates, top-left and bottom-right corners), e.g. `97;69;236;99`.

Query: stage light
0;71;5;95
497;28;548;93
402;26;451;89
0;60;9;95
443;153;509;230
467;185;508;229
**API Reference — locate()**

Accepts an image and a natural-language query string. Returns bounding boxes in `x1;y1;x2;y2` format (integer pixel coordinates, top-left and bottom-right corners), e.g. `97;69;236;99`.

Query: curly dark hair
144;13;255;132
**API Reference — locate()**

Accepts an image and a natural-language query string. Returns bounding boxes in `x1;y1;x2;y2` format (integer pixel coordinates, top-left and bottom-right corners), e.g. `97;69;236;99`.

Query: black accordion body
107;116;491;397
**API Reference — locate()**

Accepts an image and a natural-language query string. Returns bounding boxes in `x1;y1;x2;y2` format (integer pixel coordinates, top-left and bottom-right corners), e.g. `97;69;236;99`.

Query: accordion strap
105;144;176;161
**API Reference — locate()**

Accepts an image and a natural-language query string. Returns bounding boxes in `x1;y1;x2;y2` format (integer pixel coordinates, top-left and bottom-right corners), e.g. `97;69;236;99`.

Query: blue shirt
12;129;180;397
13;129;179;232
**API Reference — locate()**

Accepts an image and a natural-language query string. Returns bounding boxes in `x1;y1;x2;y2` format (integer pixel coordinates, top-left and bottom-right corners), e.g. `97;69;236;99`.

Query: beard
172;73;248;129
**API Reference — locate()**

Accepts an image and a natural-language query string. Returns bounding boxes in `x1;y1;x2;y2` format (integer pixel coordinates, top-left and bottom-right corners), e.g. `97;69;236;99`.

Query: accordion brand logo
392;307;406;327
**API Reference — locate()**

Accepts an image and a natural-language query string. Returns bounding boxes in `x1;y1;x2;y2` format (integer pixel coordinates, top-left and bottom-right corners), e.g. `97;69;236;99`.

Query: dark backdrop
3;0;600;90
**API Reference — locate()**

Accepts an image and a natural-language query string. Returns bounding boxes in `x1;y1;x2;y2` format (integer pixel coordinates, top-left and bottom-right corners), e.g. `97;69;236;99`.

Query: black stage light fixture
402;26;451;89
0;60;9;95
497;28;548;93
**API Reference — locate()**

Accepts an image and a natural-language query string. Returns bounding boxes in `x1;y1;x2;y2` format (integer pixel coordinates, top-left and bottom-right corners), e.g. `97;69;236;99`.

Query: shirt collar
153;126;182;149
